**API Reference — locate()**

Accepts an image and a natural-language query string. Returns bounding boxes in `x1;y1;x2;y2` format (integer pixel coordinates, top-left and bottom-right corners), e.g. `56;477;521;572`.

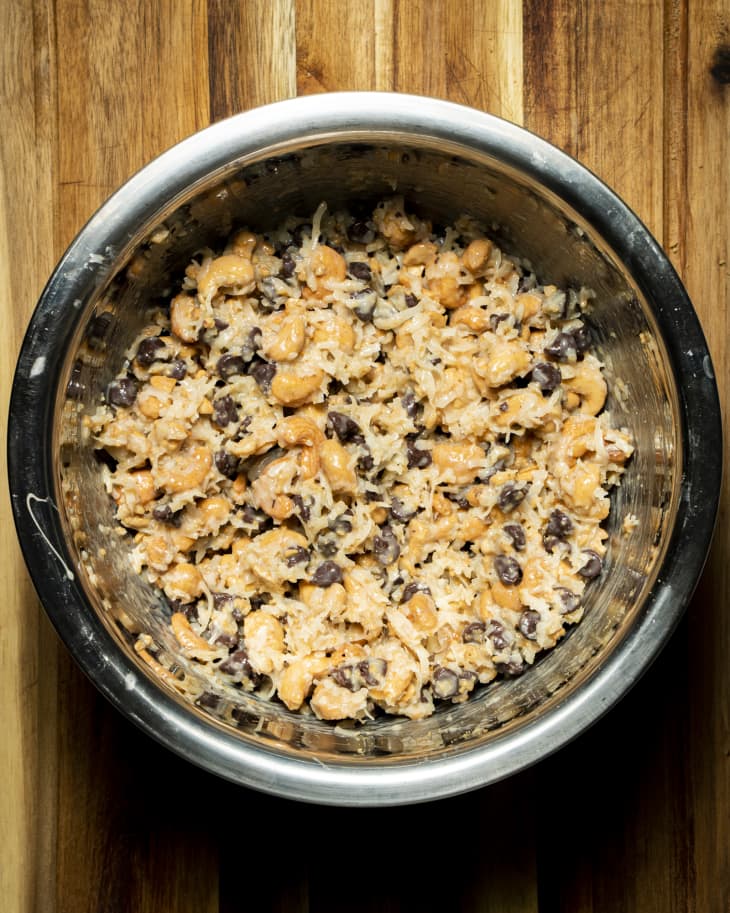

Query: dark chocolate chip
503;523;526;551
285;546;310;567
242;327;262;362
167;359;187;380
249;360;276;393
328;411;363;443
486;619;510;651
373;525;400;565
496;658;527;677
66;361;86;400
543;509;573;552
328;513;353;535
349;260;372;281
432;666;459;699
401;581;430;603
291;494;311;522
213;394;238;427
107;376;139;407
215;449;240;479
352;288;377;321
332;664;357;691
531;361;562;393
519;610;540;640
217;354;246;380
401;390;422;419
494;554;523;586
555;588;581;614
578;549;603;579
348;220;375;244
152;504;183;526
462;621;487;644
544;332;577;362
389;497;416;523
135;337;165;366
498;481;528;512
311;560;343;587
406;438;432;469
572;324;592;356
280;254;296;278
489;313;510;332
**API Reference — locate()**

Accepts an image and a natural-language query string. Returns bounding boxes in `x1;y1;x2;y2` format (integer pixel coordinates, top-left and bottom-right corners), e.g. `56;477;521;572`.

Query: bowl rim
8;91;722;806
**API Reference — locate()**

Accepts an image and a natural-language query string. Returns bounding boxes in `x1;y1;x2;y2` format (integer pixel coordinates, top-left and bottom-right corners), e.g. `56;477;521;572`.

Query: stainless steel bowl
9;92;721;806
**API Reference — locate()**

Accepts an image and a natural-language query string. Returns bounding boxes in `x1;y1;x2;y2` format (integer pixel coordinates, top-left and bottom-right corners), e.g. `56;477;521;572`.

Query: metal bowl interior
8;93;721;806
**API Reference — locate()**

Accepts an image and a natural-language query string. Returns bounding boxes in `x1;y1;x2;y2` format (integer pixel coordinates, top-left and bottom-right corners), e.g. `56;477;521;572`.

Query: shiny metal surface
8;93;721;805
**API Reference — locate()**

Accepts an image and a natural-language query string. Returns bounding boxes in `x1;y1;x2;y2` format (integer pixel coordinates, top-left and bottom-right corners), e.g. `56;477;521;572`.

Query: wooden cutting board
2;2;728;911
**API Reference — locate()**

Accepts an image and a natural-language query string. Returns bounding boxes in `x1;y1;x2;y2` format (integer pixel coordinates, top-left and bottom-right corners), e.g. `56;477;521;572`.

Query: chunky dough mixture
90;198;634;721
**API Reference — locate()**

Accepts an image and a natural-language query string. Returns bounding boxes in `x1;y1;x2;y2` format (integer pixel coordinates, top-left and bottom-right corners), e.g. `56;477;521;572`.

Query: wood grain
2;2;729;911
681;5;730;911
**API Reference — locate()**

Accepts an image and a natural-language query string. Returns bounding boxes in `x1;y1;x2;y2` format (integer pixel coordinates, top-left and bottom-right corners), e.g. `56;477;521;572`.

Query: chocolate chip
328;512;353;535
214;633;239;648
519;610;540;640
332;664;357;691
357;449;375;471
555;588;581;614
328;411;363;443
317;535;338;558
349;261;372;281
544;332;577;362
401;581;430;603
489;313;510;332
348;220;375;243
66;361;85;400
404;293;418;308
107;376;139;407
167;359;187;380
496;658;526;677
311;560;343;587
285;546;310;567
373;525;400;565
215;449;240;479
213;394;238;427
401;390;422;419
219;649;255;678
259;277;288;309
217;353;245;380
494;554;523;586
498;481;528;512
152;504;182;526
280;254;295;278
543;509;573;552
462;621;486;644
572;324;592;356
212;592;234;610
214;317;229;331
241;327;262;362
351;288;377;322
358;657;387;687
249;360;276;393
406;438;432;469
578;549;603;579
486;619;510;651
389;497;416;523
531;362;562;393
291;494;311;522
503;523;526;551
432;666;459;699
135;337;165;366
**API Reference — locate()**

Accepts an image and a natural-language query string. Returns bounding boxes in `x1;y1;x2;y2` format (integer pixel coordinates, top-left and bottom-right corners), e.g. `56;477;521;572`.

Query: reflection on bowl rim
8;92;722;806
